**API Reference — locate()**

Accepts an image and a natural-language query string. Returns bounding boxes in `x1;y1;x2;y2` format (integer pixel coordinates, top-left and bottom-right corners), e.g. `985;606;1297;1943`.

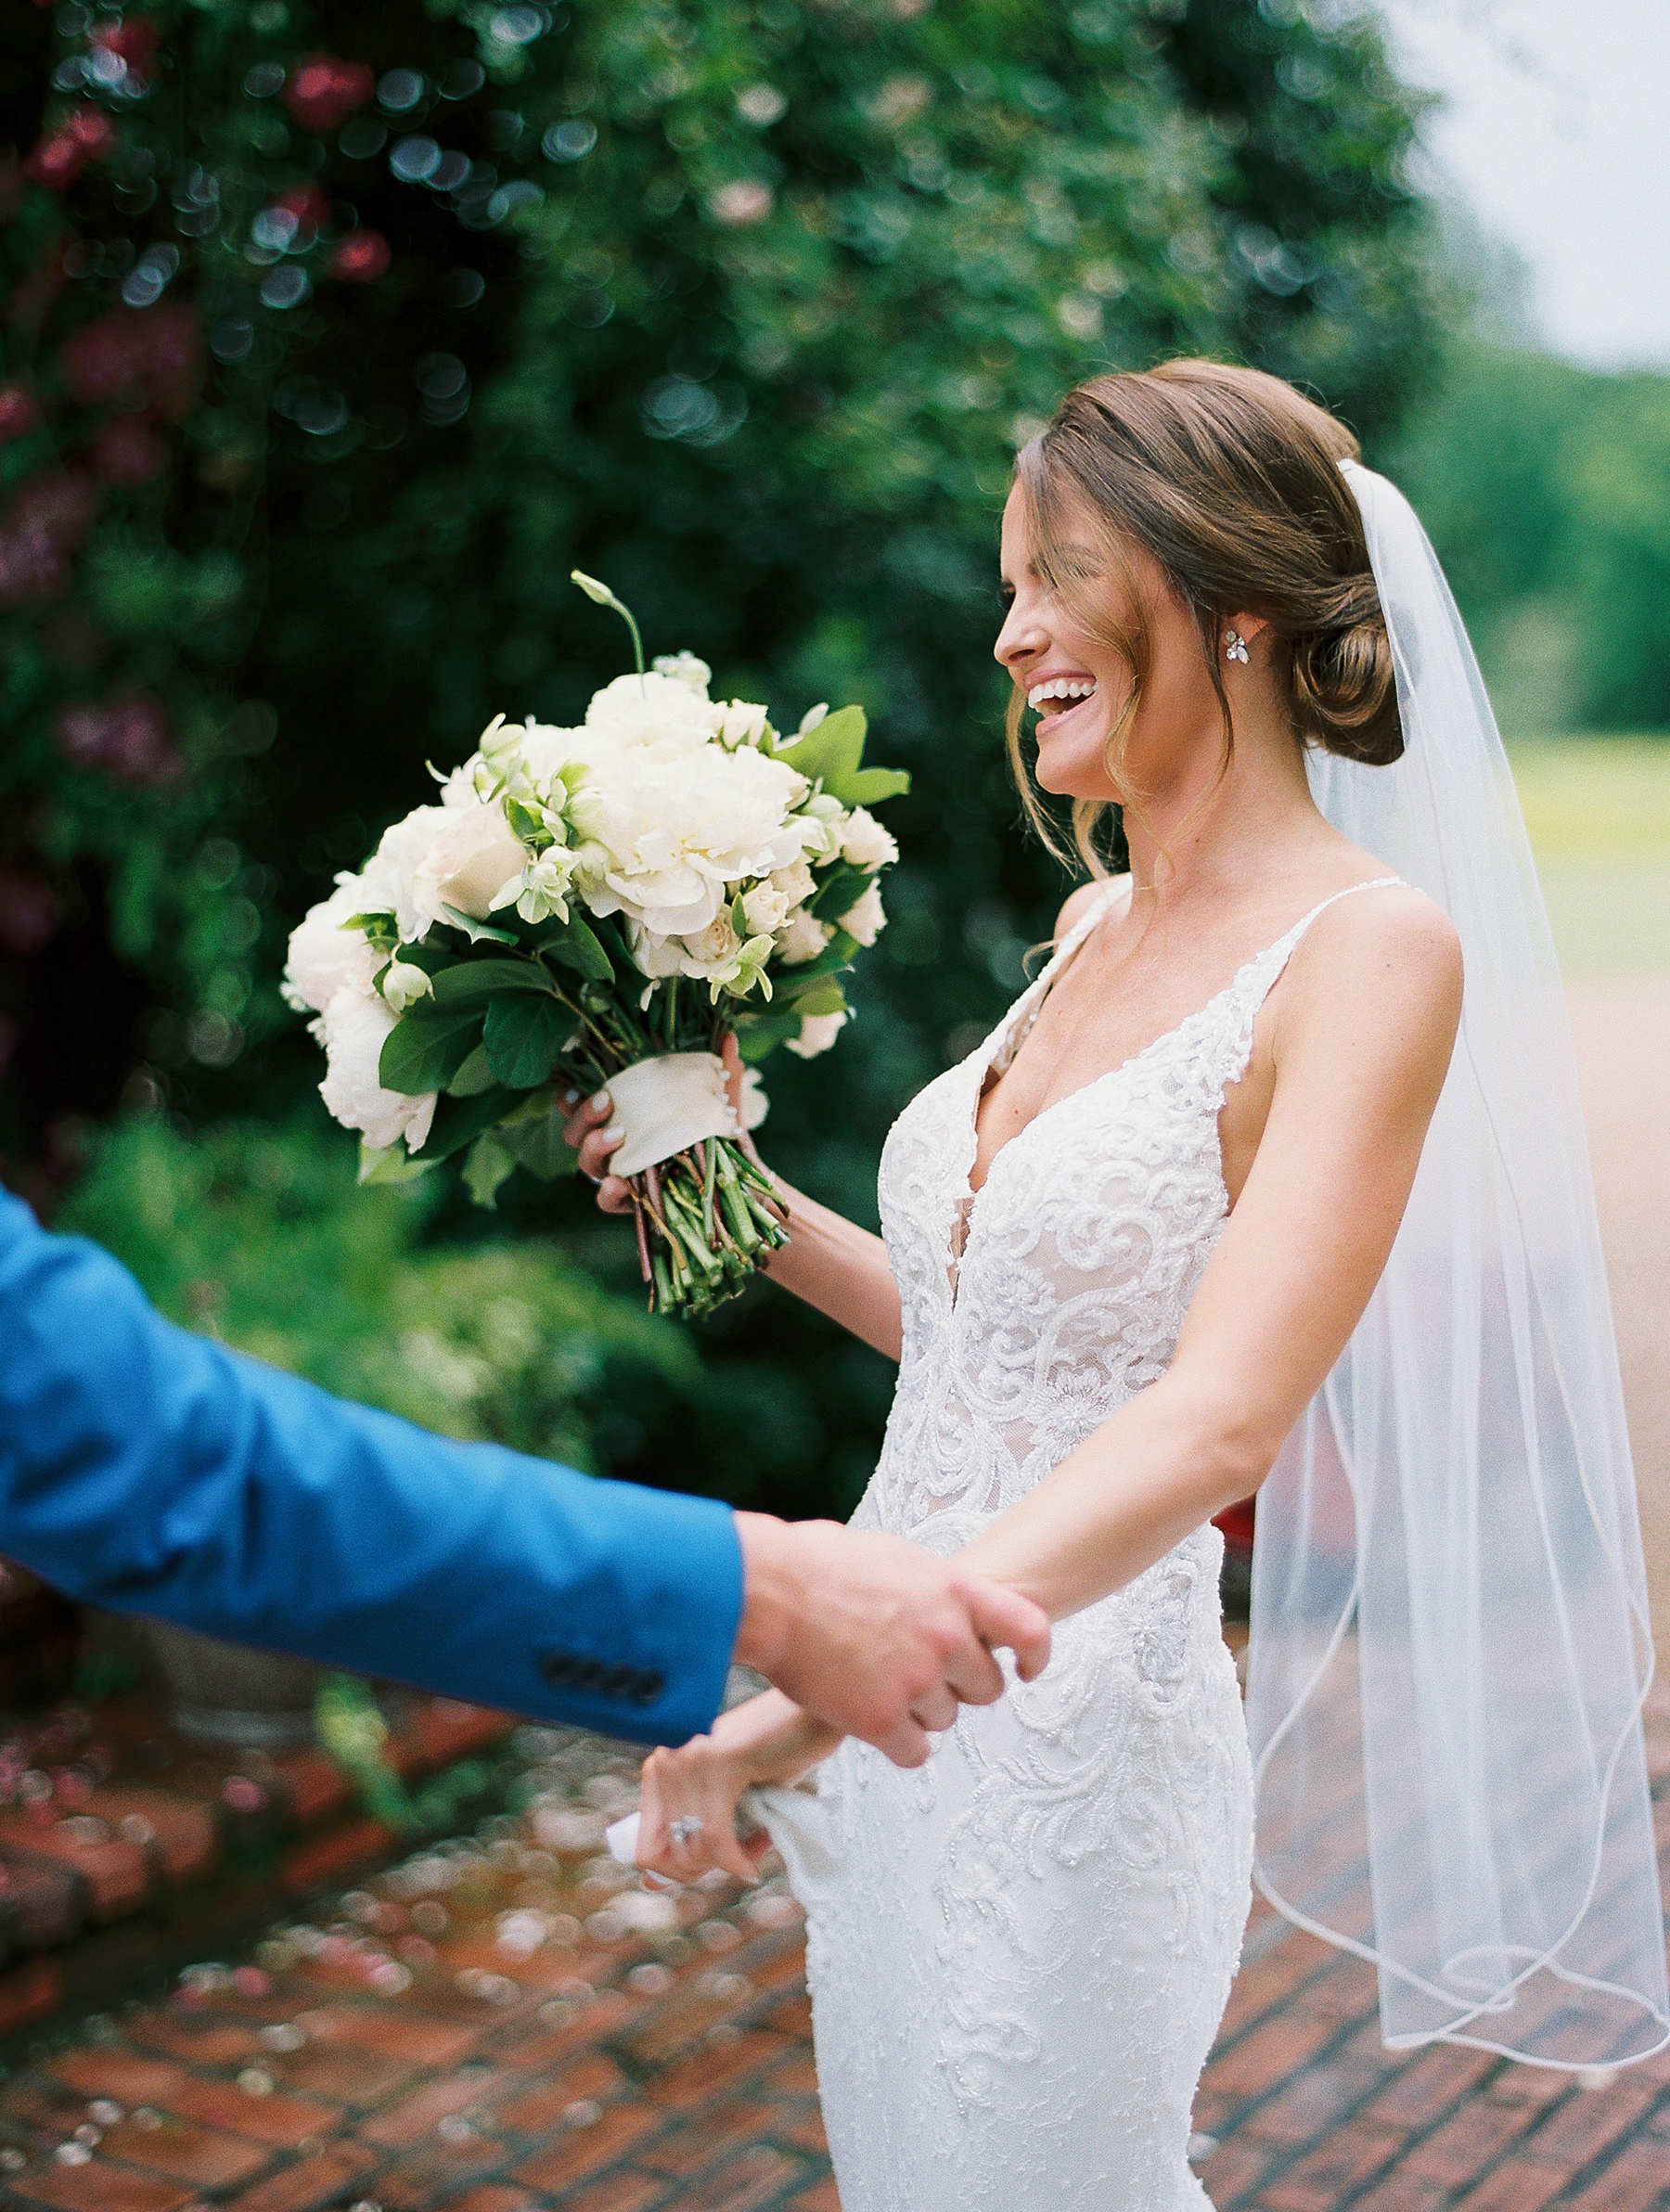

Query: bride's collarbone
970;927;1278;1200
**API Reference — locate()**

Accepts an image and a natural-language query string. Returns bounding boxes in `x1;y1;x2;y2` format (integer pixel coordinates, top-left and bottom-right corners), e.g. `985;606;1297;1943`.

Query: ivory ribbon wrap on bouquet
601;1051;767;1181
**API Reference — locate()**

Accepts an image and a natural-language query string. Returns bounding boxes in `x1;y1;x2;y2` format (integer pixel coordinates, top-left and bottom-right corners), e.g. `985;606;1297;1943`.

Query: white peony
359;804;452;943
317;988;437;1154
411;801;530;929
573;742;813;937
838;880;887;948
776;907;833;965
786;1009;848;1059
840;806;899;872
740;881;792;936
283;877;379;1015
584;671;718;759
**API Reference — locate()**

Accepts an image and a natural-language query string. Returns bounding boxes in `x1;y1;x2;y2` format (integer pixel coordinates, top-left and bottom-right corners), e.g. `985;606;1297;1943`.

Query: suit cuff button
628;1669;665;1706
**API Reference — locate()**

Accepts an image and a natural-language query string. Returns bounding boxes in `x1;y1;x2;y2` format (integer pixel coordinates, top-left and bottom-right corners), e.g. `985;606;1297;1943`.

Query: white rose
840;806;899;872
574;742;813;937
317;988;437;1154
710;699;771;750
771;859;816;907
631;910;744;983
786;1009;848;1059
412;801;529;928
283;878;379;1015
838;880;887;948
359;804;451;943
741;881;791;935
651;650;712;693
796;792;845;858
776;907;833;965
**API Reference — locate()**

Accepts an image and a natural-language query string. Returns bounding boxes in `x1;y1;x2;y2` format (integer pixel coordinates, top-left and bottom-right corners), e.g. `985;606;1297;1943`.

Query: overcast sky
1372;0;1670;369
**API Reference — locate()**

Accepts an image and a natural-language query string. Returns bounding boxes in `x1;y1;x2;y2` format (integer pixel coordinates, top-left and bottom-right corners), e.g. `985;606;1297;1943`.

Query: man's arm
0;1189;739;1744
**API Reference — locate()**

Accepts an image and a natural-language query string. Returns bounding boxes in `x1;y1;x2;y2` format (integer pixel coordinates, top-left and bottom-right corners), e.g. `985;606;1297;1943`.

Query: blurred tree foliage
4;0;1441;1516
1393;339;1670;739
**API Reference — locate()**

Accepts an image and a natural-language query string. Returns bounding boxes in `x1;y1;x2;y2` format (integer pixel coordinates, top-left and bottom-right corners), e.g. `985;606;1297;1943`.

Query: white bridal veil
1246;460;1669;2067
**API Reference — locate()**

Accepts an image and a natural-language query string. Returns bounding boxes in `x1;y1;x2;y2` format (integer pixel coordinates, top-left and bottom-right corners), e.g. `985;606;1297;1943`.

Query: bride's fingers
636;1752;761;1886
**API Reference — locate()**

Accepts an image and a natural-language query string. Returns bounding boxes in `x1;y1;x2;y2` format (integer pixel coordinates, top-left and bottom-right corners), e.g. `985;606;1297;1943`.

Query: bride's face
995;482;1225;804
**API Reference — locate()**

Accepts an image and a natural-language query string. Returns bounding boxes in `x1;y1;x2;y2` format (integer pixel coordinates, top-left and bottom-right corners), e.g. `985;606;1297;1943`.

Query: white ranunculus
318;988;437;1154
741;881;792;936
411;801;530;928
838;880;887;948
359;804;452;943
710;699;771;750
584;671;718;759
283;878;379;1015
840;806;899;872
652;650;712;692
776;907;833;965
381;958;433;1012
786;1009;848;1059
573;742;813;938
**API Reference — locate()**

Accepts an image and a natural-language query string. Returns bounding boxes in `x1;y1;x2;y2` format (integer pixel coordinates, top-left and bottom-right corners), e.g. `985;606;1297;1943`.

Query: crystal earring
1223;629;1250;664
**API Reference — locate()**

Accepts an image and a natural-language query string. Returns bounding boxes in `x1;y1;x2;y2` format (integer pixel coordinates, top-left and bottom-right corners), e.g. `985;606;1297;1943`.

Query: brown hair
1007;358;1401;872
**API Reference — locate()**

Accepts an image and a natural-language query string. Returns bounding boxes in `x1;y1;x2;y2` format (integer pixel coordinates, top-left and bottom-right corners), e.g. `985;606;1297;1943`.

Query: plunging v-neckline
945;875;1403;1301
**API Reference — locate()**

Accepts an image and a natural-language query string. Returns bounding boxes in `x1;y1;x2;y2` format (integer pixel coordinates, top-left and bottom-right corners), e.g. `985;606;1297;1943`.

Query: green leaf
732;1010;803;1062
441;904;519;945
463;1133;517;1210
808;863;871;921
410;1086;514;1163
356;1139;433;1187
833;765;911;806
379;1010;483;1096
496;1106;579;1180
777;701;867;789
538;914;613;983
773;929;860;997
444;1042;497;1097
484;994;569;1089
790;977;848;1017
428;958;557;1010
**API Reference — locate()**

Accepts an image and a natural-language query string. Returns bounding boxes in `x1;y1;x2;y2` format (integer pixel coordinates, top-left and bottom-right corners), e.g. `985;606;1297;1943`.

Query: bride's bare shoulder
1052;874;1128;943
1285;878;1464;1056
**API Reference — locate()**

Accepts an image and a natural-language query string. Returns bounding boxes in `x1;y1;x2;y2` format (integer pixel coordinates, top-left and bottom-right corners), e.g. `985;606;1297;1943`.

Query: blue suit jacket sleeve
0;1189;741;1745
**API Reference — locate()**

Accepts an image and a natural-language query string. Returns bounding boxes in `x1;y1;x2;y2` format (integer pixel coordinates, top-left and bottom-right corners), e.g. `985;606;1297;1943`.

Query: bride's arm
955;890;1464;1619
562;1064;904;1358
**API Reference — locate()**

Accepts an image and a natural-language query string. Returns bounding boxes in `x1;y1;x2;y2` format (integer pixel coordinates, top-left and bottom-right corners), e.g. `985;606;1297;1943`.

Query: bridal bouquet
284;580;907;1317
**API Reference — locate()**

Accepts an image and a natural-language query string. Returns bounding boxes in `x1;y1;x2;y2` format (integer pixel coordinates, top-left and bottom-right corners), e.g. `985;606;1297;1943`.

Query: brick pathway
0;1689;1664;2212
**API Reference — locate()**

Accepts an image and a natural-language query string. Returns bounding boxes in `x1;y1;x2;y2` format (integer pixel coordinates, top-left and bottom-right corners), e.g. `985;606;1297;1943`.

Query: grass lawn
1506;736;1670;975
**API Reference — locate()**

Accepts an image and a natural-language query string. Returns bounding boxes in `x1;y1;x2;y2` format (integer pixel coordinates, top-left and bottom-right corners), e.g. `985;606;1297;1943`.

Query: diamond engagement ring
670;1816;705;1846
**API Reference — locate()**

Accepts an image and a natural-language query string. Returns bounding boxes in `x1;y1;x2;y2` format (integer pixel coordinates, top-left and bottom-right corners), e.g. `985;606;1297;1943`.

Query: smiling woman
1002;358;1404;873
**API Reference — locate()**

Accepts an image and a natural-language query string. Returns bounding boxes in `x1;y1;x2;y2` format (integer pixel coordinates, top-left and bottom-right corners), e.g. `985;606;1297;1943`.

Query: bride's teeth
1026;677;1098;710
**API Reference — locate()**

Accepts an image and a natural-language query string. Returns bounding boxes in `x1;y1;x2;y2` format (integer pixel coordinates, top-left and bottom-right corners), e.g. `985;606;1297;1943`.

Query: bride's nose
995;593;1048;673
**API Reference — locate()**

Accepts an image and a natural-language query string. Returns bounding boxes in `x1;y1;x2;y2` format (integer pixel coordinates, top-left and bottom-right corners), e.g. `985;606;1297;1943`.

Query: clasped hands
631;1512;1052;1886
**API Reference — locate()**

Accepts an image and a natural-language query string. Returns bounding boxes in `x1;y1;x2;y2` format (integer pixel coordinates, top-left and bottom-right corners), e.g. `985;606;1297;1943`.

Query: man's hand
731;1512;1052;1767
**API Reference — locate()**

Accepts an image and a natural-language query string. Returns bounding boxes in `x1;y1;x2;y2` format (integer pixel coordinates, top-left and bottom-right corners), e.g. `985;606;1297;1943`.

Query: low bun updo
1009;359;1403;866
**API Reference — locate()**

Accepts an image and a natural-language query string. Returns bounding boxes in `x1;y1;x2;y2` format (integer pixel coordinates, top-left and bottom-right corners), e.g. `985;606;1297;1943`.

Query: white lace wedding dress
761;877;1398;2212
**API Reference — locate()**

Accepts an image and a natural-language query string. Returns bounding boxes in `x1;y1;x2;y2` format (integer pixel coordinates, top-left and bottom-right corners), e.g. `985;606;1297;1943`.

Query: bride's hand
559;1086;633;1214
636;1689;839;1885
559;1035;770;1219
636;1730;770;1886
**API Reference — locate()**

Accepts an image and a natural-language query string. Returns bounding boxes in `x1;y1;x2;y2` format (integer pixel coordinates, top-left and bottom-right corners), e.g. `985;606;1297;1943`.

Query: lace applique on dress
765;879;1400;2212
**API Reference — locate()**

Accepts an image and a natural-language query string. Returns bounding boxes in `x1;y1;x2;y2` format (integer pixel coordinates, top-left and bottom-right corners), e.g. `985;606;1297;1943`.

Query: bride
564;360;1667;2208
